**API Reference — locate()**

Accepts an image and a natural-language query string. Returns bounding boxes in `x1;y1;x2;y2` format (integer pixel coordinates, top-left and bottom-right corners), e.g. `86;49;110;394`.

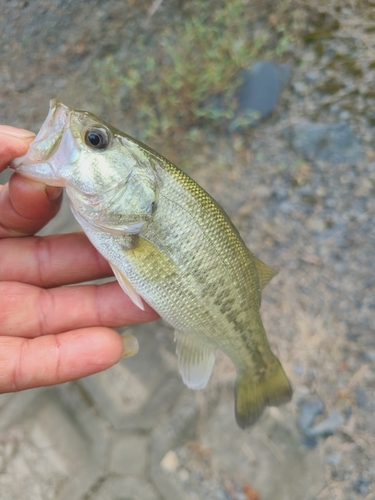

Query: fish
10;99;292;428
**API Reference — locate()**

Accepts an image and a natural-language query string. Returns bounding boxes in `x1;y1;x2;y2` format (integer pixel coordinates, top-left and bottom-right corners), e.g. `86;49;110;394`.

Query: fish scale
10;99;292;428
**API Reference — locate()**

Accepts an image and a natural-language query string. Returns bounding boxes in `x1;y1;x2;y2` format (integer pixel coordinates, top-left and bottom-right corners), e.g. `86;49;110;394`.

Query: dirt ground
1;1;375;499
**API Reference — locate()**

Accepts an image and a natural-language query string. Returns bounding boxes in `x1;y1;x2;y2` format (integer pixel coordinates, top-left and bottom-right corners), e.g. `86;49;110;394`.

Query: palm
0;126;157;392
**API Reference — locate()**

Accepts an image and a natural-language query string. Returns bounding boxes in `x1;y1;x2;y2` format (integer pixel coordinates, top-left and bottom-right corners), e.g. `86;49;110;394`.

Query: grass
93;0;293;143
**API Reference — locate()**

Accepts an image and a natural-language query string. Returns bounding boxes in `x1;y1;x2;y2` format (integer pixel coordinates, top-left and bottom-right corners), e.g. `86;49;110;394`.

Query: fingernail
121;334;139;358
0;125;36;139
46;186;63;201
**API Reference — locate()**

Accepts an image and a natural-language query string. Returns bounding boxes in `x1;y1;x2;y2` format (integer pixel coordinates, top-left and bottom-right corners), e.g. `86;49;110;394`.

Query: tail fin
235;356;292;429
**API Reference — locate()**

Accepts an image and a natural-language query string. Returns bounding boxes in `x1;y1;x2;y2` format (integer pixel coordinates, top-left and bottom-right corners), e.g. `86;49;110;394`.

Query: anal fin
110;263;145;311
175;331;215;390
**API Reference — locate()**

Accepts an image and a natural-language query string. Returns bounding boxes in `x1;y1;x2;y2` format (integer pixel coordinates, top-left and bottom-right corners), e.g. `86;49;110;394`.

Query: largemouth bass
10;100;292;428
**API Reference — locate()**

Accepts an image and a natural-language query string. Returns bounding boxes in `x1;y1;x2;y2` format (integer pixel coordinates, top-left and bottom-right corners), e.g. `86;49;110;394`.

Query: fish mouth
9;99;71;186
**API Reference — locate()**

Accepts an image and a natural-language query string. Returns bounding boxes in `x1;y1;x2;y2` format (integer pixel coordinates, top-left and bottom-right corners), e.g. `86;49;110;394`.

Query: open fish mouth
9;100;71;185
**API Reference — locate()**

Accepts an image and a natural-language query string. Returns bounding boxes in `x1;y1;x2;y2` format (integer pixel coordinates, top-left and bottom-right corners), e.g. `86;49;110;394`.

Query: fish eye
84;128;109;150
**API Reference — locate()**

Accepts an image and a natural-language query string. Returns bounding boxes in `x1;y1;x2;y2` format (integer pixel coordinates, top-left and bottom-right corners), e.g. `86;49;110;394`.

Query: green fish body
10;100;292;427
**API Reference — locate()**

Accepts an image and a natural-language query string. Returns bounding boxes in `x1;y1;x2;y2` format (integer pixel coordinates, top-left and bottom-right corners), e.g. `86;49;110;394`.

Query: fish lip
9;99;71;183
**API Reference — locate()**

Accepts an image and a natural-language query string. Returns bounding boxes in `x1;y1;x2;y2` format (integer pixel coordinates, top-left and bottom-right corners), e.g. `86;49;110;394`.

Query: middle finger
0;280;158;338
0;232;112;287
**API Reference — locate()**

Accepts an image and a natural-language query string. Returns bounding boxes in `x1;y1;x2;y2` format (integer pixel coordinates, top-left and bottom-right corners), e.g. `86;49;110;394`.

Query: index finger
0;126;63;237
0;125;35;172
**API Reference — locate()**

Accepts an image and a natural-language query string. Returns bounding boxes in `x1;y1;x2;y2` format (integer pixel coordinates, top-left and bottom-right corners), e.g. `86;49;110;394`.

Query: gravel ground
1;1;374;499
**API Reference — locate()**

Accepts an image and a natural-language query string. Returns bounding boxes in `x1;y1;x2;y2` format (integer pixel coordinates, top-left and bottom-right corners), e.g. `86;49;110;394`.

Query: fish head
10;99;159;234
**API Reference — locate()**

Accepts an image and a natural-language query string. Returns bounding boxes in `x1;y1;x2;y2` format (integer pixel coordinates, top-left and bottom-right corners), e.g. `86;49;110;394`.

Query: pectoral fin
110;263;145;311
175;331;215;390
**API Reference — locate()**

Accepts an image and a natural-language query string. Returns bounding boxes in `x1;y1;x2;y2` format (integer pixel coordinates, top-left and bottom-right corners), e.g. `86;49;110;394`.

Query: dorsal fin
252;255;278;290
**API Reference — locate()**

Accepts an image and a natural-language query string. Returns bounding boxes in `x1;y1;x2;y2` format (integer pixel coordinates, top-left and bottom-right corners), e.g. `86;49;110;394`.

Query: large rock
230;61;291;131
286;121;365;163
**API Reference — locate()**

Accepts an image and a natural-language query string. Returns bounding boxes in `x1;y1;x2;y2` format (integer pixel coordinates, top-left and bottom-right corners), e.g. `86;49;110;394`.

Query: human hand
0;125;158;393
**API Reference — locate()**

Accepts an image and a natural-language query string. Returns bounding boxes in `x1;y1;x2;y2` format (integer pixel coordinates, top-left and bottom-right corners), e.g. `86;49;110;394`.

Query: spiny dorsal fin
175;331;216;390
252;255;278;290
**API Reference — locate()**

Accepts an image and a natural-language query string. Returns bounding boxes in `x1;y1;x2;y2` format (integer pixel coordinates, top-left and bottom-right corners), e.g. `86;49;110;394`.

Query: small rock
160;450;180;472
329;103;340;114
272;186;289;201
178;468;190;482
339;110;350;121
316;185;327;197
216;489;230;500
305;70;320;82
296;186;315;196
308;410;344;437
366;110;375;126
279;201;294;214
355;178;373;197
256;185;272;198
363;349;375;362
243;482;260;500
353;477;371;496
326;452;342;465
355;387;367;408
293;81;308;95
298;399;324;434
285;121;365;163
306;216;326;233
294;364;304;376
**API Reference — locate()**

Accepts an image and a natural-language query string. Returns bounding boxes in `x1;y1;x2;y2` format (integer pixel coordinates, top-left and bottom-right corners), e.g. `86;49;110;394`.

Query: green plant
94;0;291;142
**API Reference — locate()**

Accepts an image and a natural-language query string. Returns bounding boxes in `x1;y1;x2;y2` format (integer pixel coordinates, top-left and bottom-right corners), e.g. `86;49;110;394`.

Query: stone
355;178;373;197
298;399;324;434
286;121;365;163
160;450;180;472
339;110;350;121
308;410;344;438
256;185;272;199
293;81;308;95
326;452;342;465
352;477;371;496
355;387;367;408
306;216;326;233
230;61;292;131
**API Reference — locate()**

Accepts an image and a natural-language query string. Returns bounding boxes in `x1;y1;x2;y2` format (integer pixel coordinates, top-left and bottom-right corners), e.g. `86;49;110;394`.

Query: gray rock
305;70;320;82
298;399;324;434
308;410;344;437
230;61;292;131
293;81;308;95
326;452;342;465
353;477;371;496
355;387;367;408
286;121;365;163
339;110;350;121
